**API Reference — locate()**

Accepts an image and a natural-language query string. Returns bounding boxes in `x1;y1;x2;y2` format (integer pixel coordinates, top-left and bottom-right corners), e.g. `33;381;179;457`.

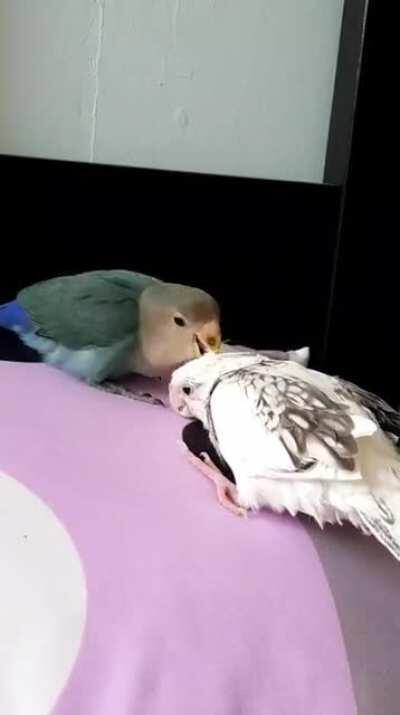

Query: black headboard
1;155;341;367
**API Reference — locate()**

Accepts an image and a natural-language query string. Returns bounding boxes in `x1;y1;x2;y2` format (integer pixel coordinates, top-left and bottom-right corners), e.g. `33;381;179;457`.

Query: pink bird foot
180;442;247;517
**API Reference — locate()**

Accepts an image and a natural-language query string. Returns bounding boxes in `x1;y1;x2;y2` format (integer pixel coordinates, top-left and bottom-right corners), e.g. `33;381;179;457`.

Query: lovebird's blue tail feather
0;301;34;333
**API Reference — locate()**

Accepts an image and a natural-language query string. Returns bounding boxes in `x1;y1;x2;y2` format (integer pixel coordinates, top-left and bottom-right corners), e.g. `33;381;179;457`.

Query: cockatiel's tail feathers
350;494;400;561
338;433;400;560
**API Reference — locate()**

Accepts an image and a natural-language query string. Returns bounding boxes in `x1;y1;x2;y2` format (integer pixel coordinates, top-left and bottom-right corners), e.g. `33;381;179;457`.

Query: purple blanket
0;361;399;714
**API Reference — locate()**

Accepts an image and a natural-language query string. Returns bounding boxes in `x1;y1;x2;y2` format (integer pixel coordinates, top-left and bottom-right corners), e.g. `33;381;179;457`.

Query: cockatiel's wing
207;360;377;484
17;270;156;349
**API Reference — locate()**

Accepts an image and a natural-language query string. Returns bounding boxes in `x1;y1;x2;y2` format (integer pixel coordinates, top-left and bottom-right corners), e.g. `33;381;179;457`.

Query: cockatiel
169;352;400;561
0;270;221;403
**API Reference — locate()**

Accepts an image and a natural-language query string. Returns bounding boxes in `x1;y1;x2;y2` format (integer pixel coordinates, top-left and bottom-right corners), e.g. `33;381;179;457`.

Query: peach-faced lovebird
0;270;221;404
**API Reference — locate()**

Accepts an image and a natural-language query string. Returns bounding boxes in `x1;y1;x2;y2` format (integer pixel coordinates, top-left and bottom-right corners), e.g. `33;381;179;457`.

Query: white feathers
289;346;310;366
170;352;400;561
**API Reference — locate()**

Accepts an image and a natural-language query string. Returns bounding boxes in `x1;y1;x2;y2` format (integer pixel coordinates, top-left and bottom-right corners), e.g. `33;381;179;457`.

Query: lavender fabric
183;421;400;715
0;362;356;714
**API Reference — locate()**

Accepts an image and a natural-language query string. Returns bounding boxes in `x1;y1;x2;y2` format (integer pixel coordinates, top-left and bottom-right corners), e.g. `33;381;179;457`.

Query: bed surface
0;360;399;714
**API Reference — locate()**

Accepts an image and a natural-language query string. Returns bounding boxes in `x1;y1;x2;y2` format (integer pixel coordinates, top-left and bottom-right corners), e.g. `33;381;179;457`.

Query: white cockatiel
169;352;400;561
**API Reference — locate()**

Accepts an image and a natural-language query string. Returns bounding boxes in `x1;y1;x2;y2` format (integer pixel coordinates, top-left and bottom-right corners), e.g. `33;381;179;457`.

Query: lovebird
170;351;400;561
0;270;221;404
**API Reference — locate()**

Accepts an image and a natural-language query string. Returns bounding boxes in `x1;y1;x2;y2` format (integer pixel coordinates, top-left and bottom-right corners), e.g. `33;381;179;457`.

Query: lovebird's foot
100;381;165;406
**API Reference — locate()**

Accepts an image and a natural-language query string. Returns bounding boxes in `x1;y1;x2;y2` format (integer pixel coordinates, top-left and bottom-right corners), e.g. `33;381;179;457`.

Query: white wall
0;0;344;183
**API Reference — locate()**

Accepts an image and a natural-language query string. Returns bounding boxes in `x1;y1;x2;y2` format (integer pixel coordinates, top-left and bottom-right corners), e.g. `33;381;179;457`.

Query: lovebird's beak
194;321;222;356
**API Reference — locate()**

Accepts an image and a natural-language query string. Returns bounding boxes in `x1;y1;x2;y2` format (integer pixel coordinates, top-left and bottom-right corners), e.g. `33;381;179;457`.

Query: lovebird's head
139;282;221;375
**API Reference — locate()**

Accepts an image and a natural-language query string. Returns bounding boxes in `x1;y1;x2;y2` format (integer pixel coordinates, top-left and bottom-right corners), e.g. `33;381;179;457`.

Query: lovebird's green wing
17;270;158;349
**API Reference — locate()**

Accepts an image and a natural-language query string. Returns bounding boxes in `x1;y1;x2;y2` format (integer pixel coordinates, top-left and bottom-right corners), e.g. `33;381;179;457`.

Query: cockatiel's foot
100;381;165;407
180;442;247;517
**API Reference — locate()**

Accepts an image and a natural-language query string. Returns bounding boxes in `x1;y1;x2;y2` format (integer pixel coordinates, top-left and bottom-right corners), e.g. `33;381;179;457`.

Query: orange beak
194;320;222;356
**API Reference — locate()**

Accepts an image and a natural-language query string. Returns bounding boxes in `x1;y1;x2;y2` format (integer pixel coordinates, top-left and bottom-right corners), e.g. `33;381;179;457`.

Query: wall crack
89;0;105;162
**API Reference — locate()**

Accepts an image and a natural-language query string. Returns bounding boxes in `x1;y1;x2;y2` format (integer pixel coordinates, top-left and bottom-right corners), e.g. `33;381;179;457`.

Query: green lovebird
0;270;221;404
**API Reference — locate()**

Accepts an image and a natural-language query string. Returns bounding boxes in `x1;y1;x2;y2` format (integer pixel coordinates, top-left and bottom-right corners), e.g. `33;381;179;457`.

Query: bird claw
180;441;247;517
100;381;165;406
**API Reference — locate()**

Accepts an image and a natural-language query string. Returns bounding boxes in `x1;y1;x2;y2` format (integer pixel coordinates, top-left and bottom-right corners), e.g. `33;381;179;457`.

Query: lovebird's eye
174;316;186;327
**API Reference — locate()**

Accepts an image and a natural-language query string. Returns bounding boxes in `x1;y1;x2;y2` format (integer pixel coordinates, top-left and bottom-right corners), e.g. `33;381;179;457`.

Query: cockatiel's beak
194;321;222;357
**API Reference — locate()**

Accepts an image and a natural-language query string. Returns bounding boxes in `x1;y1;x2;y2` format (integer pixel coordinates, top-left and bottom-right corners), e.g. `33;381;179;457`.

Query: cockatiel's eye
182;385;192;396
174;316;186;327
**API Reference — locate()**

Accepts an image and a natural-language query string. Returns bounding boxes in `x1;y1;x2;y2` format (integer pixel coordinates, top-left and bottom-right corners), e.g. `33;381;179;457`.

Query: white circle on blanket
0;471;87;715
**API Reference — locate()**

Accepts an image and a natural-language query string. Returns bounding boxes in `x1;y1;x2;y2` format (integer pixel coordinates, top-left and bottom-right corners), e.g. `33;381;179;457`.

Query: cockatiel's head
169;349;312;418
169;351;264;424
139;282;221;376
169;351;224;422
169;350;302;421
